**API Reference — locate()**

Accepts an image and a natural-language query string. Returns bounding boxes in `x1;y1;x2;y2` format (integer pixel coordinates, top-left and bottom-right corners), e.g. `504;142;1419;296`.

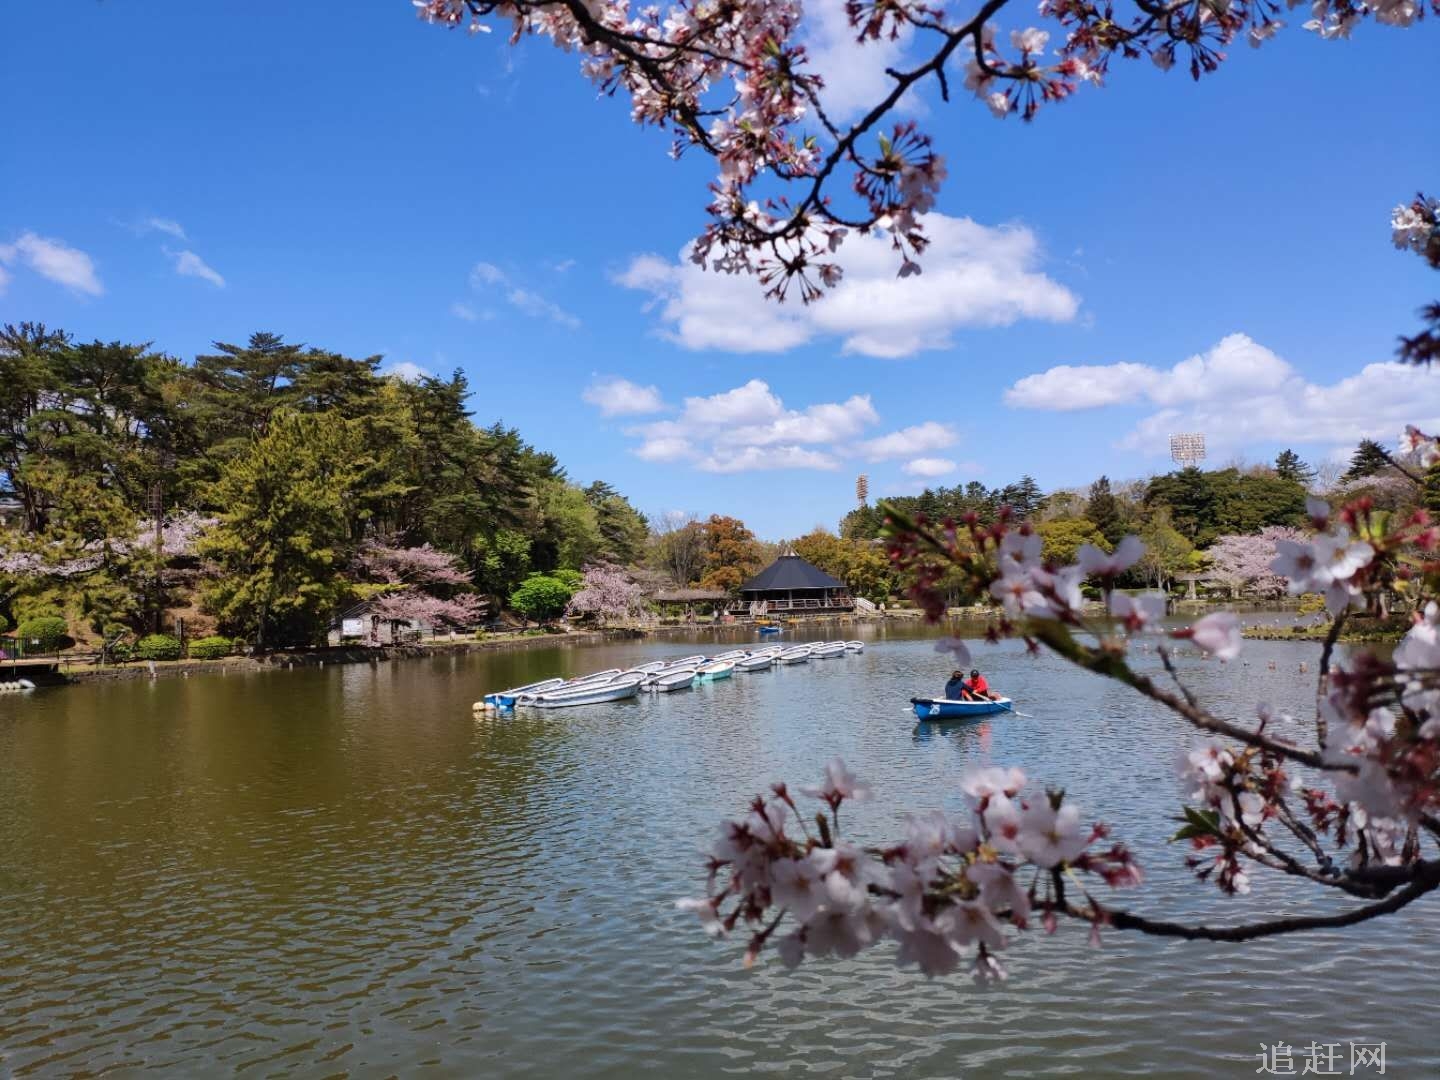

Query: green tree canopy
1035;518;1108;565
508;573;575;624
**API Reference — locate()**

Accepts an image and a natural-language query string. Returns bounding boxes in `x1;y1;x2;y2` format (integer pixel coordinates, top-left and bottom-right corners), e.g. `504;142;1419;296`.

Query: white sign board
341;618;366;637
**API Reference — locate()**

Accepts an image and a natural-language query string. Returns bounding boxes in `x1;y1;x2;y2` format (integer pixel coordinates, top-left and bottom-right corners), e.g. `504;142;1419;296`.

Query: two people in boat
945;669;995;702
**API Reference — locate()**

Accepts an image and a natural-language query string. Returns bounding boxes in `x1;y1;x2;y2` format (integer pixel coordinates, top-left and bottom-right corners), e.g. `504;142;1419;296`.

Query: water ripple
0;625;1435;1076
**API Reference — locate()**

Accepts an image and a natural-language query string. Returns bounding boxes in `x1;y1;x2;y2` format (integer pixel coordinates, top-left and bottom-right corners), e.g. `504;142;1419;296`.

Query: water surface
1;623;1433;1077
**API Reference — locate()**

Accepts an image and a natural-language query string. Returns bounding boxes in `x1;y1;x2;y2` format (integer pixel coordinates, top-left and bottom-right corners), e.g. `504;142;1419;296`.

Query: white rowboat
521;676;645;708
649;668;699;692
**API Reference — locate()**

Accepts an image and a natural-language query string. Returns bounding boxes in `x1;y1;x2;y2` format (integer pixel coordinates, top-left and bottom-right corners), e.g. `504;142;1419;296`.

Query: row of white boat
474;640;866;712
0;678;36;694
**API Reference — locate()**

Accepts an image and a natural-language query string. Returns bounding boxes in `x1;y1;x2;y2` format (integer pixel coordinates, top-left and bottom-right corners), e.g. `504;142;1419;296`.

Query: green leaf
1170;805;1221;842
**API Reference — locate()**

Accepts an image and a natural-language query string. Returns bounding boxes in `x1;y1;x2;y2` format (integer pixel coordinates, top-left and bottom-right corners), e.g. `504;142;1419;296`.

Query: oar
997;700;1036;719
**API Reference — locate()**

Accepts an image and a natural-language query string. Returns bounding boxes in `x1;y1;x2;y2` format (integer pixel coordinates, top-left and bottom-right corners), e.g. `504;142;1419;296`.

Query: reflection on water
0;622;1435;1077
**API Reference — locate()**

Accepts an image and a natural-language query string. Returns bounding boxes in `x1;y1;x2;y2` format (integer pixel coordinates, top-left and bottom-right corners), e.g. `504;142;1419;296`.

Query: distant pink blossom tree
1206;526;1306;599
353;537;484;630
354;540;472;587
567;563;646;625
370;589;486;629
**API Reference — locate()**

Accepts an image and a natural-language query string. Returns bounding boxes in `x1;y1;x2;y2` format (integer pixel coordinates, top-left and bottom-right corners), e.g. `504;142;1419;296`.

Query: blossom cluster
680;758;1140;979
416;1;1430;300
0;511;216;579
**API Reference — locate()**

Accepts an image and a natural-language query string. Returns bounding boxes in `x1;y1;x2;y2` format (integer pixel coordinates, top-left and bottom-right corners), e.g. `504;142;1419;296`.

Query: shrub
135;633;183;661
188;635;232;660
16;615;71;653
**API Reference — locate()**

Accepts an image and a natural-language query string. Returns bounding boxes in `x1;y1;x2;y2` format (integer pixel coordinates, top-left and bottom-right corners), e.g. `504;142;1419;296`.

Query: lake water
1;622;1434;1078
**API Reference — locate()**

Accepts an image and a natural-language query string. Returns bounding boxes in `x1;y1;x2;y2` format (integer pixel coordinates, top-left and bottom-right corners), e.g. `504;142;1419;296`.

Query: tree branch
1077;860;1440;942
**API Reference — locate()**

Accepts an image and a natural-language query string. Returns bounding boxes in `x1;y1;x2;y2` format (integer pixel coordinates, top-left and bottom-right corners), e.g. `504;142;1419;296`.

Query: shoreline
14;619;871;687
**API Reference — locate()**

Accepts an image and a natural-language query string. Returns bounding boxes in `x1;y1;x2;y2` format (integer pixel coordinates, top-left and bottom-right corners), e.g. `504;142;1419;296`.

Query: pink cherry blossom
1173;612;1242;661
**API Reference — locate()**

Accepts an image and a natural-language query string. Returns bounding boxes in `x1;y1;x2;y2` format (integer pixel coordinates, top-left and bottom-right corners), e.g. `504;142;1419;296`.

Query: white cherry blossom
1109;591;1168;633
1077;535;1144;578
1175;611;1242;661
1017;799;1089;867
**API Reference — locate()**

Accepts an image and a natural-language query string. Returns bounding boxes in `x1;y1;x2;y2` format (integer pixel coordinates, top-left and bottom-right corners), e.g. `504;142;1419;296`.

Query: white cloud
805;2;922;121
550;257;577;273
583;376;667;417
467;261;580;328
903;457;958;478
614;213;1078;358
1005;334;1293;411
620;378;919;474
451;301;479;321
470;261;506;288
1005;361;1159;411
699;445;840;473
0;264;10;293
856;421;957;461
0;232;103;295
1005;333;1440;457
170;249;225;288
384;360;433;383
144;217;187;240
506;286;580;329
635;436;694;463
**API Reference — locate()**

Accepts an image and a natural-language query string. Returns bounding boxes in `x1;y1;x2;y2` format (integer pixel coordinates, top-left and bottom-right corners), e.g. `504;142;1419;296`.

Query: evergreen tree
190;332;306;464
1086;475;1125;545
1274;449;1317;486
1005;475;1043;520
1425;461;1440;518
1342;439;1393;482
200;411;382;649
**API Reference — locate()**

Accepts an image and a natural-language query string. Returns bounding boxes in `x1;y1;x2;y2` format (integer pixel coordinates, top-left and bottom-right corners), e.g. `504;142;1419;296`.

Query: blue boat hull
758;626;781;635
911;697;1011;721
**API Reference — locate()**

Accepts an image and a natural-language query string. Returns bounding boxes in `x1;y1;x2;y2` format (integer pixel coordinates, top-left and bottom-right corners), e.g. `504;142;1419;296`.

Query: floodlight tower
1169;433;1207;468
856;474;869;506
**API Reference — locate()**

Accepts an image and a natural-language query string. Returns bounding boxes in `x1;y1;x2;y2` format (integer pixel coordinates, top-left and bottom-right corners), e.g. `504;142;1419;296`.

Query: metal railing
729;597;855;613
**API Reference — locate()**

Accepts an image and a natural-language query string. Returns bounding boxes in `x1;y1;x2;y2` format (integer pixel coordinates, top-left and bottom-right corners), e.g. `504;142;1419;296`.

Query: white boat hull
522;677;644;708
650;669;698;692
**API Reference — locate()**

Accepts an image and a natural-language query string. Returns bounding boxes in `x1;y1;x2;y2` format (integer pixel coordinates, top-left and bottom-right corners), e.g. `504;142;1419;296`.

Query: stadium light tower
856;474;869;506
1169;433;1207;468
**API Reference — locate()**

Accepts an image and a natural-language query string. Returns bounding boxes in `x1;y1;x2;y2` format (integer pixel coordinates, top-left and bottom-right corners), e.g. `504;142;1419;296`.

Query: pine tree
1425;461;1440;518
1006;475;1043;519
1342;439;1393;482
200;411;377;649
1274;449;1317;486
1086;476;1124;545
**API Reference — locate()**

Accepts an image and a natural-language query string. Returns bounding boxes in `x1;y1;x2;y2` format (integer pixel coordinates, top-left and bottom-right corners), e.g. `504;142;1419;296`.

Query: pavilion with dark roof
730;552;855;617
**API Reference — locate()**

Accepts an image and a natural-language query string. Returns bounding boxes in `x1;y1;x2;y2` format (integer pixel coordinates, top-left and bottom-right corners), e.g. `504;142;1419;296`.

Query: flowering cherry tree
418;0;1434;339
1206;526;1306;599
408;0;1440;976
566;562;647;625
353;538;485;628
682;474;1440;976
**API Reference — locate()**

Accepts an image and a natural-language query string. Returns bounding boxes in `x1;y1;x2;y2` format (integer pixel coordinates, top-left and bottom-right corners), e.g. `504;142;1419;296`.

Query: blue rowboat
486;677;567;708
757;625;782;635
911;696;1012;721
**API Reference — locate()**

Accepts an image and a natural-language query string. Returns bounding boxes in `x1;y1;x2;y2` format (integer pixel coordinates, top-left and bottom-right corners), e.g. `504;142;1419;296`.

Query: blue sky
2;3;1436;539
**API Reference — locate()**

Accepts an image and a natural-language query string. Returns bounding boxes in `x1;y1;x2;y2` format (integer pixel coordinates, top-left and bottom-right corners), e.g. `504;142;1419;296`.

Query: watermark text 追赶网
1255;1041;1387;1075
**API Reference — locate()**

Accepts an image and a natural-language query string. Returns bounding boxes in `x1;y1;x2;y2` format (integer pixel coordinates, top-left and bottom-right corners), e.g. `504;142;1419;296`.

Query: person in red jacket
965;669;994;700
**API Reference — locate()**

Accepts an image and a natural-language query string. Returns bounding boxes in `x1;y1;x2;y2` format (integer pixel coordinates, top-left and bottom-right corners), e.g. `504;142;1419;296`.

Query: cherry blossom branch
1079;860;1440;942
1032;619;1334;771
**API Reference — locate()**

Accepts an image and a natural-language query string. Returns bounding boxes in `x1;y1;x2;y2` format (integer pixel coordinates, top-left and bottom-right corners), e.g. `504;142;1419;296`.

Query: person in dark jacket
944;670;973;700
